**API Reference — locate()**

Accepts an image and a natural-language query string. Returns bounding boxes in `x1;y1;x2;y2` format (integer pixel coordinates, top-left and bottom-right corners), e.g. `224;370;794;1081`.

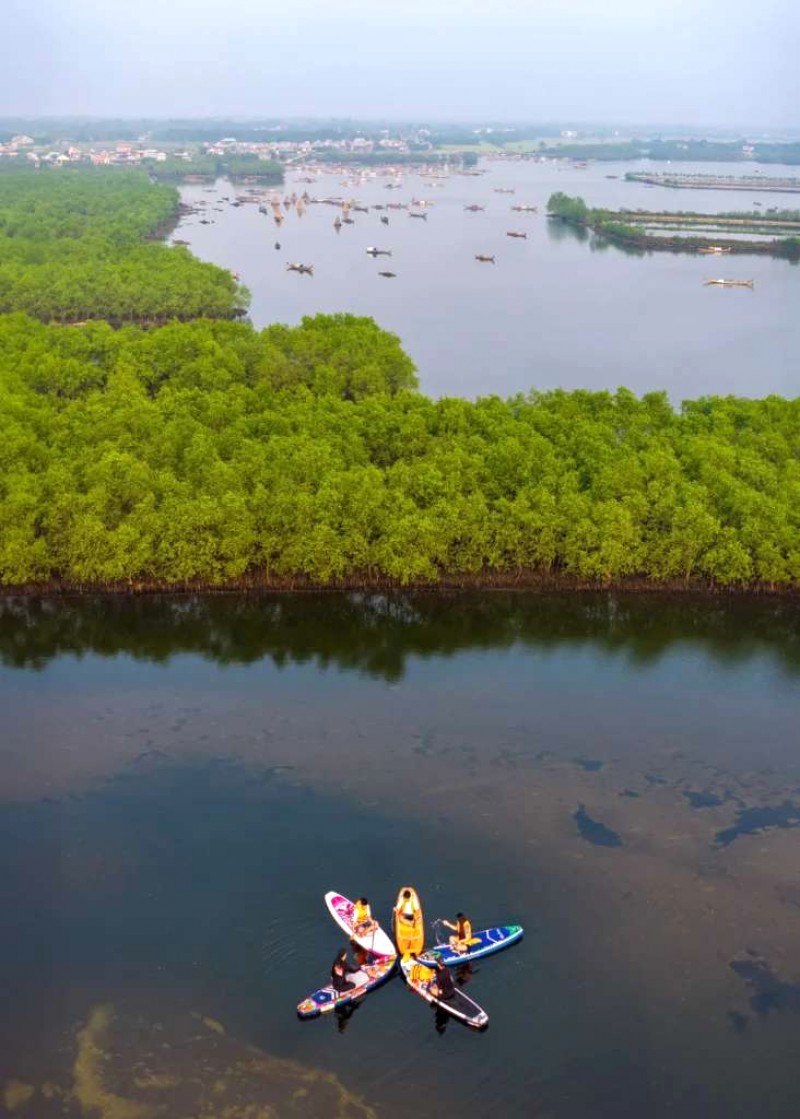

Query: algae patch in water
6;1001;376;1118
3;1080;35;1112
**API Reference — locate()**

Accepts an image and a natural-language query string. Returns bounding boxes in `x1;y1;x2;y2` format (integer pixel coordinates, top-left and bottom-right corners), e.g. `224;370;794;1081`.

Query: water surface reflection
2;593;800;1117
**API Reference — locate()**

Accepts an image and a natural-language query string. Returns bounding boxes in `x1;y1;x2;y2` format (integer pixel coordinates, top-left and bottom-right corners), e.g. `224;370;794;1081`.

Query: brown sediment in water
6;1002;377;1119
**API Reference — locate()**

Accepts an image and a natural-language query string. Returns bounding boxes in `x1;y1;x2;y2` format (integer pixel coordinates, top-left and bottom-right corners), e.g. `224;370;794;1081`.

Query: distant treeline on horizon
3;118;800;159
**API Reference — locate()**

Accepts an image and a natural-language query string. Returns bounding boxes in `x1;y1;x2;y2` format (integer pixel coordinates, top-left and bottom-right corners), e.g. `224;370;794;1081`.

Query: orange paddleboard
393;885;424;956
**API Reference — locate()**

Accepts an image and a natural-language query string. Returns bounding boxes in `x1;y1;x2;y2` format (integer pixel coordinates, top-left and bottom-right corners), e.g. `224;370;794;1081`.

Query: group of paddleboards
296;886;523;1030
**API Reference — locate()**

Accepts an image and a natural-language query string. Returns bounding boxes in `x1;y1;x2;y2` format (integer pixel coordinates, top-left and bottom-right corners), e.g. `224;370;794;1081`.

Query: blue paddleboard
420;924;523;967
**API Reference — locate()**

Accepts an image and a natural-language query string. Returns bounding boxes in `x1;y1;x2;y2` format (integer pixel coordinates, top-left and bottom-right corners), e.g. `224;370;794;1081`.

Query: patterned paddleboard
325;891;396;958
420;924;524;967
297;955;396;1018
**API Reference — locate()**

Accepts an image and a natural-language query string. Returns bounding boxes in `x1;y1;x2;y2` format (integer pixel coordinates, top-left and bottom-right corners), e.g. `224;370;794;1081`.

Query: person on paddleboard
352;897;378;937
442;912;473;953
430;957;456;1001
331;948;359;993
396;889;416;927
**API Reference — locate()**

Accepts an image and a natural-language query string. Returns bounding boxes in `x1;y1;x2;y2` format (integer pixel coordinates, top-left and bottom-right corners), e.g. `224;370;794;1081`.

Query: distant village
0;132;424;168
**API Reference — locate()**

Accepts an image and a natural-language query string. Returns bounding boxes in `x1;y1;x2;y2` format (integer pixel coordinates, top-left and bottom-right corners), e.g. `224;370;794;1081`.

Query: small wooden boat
704;278;754;287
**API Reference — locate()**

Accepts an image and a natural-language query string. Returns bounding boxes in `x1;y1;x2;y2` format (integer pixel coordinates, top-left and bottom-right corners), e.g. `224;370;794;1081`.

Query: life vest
354;901;370;924
458;918;473;941
399;897;416;923
410;962;432;986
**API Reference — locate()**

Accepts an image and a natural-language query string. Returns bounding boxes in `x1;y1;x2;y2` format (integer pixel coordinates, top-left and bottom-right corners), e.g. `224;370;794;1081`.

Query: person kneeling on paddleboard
396;889;416;926
431;957;456;1001
442;912;473;953
331;948;359;993
353;897;378;937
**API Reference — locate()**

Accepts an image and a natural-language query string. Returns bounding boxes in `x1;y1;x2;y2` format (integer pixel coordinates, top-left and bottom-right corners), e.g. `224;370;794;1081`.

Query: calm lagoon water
2;593;800;1117
173;159;800;400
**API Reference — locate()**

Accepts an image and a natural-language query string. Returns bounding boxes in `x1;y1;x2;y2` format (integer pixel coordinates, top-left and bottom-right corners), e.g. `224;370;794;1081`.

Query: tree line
0;168;249;322
546;192;800;259
1;310;799;590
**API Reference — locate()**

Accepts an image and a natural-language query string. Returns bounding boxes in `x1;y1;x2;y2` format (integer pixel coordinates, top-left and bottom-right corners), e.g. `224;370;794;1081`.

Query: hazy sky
3;0;799;128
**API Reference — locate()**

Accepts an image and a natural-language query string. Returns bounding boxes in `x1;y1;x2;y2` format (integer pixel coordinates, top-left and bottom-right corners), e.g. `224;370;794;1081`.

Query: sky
2;0;799;129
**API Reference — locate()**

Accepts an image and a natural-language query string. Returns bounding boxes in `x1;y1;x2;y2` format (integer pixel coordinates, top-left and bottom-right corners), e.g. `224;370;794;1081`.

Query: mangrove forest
1;167;799;594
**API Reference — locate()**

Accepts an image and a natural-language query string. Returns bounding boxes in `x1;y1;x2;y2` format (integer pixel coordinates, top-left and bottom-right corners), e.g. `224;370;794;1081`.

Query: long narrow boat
400;954;489;1030
392;886;424;956
704;278;754;287
297;955;396;1019
420;923;524;967
325;891;396;958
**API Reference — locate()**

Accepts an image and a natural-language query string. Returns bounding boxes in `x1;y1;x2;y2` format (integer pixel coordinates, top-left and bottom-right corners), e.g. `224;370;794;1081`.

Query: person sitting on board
331;948;360;993
442;912;474;953
396;889;417;927
352;897;378;937
430;957;456;1001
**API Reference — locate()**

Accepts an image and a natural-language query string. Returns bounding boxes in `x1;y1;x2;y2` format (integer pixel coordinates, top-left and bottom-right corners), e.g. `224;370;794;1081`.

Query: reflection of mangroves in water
1;592;799;679
3;1002;376;1118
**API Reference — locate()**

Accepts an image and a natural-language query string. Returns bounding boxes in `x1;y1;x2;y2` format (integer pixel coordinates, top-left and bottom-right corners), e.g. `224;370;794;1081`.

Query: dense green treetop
0;168;248;322
1;311;799;590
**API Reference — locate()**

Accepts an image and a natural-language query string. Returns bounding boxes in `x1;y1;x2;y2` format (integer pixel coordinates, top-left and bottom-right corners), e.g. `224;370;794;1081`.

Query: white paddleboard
325;891;396;958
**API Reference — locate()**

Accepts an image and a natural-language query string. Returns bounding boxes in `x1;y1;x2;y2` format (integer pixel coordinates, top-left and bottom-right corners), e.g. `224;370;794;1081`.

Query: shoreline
1;572;797;598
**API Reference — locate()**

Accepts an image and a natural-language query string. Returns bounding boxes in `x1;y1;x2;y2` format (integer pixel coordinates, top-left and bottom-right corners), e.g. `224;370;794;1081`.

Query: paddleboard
393;885;424;956
297;955;396;1019
400;953;489;1030
325;891;396;958
420;924;524;967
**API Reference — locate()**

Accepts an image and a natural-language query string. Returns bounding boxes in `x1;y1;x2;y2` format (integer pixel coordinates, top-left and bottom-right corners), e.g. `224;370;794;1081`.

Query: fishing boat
704;277;754;287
